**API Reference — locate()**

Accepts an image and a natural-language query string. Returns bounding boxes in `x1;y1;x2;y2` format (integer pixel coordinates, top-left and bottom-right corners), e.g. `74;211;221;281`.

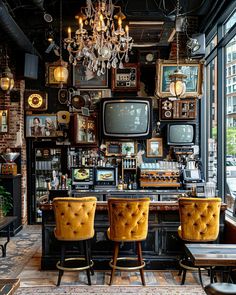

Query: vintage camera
160;98;197;120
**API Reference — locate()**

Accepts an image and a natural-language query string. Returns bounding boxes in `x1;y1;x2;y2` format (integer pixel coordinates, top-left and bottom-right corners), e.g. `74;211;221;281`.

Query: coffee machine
1;152;20;175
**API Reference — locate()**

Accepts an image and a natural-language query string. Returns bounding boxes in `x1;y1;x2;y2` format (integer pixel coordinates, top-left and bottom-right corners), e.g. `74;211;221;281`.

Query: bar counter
40;192;227;270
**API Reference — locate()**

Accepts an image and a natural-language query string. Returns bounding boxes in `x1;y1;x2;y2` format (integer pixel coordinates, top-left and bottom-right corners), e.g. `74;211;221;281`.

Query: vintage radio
139;169;181;188
111;63;140;91
160;98;197;120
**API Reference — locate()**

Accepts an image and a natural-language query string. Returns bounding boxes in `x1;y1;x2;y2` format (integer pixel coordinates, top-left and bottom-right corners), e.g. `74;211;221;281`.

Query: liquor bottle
118;176;123;190
132;174;138;190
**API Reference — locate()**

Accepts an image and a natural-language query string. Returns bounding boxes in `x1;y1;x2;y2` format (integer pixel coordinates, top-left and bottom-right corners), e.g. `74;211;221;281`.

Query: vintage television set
167;123;197;146
101;97;152;139
94;166;118;189
71;167;94;189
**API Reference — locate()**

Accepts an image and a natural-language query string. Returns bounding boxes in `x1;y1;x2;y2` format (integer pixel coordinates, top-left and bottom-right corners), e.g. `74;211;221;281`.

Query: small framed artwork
0;109;9;133
155;59;203;98
111;63;140;92
25;114;58;138
121;142;137;156
146;138;163;157
73;63;108;88
45;60;69;87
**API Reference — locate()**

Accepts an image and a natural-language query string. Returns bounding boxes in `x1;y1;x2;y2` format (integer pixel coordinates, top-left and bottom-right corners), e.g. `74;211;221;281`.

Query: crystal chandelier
169;0;186;98
64;0;133;75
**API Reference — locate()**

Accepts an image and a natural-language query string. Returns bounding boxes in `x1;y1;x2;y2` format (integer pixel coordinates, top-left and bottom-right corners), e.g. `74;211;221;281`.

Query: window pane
207;57;217;182
206;35;217;56
226;35;236;212
224;10;236;34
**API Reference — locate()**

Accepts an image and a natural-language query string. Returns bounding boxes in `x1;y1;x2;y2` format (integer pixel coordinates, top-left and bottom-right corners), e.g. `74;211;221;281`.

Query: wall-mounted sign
24;90;48;111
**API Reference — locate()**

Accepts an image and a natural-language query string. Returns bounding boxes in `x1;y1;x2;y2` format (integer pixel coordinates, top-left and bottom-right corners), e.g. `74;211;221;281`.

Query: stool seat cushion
107;198;150;242
178;197;221;242
204;283;236;295
53;197;97;241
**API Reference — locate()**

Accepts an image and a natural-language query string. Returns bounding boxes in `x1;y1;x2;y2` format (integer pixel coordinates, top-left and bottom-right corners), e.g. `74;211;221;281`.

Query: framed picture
121;142;137;156
155;59;203;98
111;63;140;92
73;63;108;88
45;60;69;87
0;109;9;133
25;114;58;138
146;138;163;157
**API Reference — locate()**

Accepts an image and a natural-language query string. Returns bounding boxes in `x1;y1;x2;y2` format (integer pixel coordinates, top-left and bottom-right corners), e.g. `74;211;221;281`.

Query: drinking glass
205;182;216;197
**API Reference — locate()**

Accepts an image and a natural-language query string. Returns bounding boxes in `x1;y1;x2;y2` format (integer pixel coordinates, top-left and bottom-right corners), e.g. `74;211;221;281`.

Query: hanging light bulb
169;0;186;98
0;49;14;93
54;0;68;86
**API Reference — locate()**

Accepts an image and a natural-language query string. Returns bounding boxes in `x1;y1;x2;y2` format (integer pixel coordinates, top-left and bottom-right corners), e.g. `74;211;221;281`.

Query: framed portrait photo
155;59;203;98
146;138;163;158
0;109;9;133
73;63;108;88
25;114;58;138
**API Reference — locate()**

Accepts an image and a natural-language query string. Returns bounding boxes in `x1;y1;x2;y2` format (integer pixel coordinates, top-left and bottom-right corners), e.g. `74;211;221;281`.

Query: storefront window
226;35;236;212
207;57;217;182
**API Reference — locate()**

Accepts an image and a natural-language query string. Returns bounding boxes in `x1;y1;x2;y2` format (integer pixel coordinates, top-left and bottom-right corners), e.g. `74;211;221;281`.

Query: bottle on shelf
133;174;138;190
118;176;123;190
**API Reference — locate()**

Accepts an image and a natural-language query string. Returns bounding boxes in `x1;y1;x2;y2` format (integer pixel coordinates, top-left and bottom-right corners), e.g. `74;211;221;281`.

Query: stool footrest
109;257;145;271
179;259;206;271
56;258;94;272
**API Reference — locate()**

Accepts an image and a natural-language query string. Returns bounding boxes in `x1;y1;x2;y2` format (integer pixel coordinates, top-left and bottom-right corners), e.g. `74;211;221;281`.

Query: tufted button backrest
107;198;150;242
53;197;97;241
178;197;221;242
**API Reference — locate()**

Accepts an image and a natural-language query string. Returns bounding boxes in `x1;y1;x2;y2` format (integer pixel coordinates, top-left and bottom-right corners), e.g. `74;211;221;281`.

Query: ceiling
0;0;229;60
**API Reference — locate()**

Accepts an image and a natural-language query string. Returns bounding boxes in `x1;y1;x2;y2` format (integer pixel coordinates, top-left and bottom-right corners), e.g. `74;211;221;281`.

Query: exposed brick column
0;76;27;225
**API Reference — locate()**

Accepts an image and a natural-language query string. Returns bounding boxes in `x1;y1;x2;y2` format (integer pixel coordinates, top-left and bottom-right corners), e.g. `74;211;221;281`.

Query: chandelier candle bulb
125;25;129;37
68;27;71;39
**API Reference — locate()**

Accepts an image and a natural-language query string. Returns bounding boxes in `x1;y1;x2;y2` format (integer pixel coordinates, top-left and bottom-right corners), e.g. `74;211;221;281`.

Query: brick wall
0;56;27;225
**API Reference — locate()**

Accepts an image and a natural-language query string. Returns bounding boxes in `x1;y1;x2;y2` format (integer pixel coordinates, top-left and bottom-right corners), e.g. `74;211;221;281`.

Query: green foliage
0;186;12;216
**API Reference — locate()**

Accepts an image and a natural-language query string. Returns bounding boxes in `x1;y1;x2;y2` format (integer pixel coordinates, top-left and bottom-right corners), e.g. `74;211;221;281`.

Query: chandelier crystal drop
64;0;133;75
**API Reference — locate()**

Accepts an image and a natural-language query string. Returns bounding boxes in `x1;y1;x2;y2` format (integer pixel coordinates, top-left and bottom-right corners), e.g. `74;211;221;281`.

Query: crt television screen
102;98;152;138
96;169;115;182
168;124;194;145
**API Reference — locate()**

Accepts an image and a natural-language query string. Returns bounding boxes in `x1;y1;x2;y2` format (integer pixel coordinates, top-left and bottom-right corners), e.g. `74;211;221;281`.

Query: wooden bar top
185;244;236;266
40;201;227;212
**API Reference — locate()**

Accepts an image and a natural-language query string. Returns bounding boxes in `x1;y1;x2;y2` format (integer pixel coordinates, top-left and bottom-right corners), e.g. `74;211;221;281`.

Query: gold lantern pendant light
169;0;186;98
0;48;14;93
54;0;68;86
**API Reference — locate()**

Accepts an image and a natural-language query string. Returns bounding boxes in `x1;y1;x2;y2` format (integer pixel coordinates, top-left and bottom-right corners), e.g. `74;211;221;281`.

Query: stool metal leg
137;241;145;286
88;239;94;276
83;240;91;285
57;243;65;286
198;267;204;288
109;242;119;285
181;269;187;285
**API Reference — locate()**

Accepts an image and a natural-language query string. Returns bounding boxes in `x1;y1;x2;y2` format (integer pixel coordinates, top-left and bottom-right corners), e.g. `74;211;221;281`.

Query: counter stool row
52;196;223;288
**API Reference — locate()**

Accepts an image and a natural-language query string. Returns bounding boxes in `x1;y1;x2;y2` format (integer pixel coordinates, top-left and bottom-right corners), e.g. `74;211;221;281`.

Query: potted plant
0;186;12;217
125;145;132;157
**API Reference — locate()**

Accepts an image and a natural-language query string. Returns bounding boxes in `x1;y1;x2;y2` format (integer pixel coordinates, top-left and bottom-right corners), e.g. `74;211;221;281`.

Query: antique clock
24;91;48;111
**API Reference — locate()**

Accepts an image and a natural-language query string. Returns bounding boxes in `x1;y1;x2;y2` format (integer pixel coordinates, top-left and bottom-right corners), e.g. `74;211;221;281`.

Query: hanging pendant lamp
169;0;186;98
54;0;68;86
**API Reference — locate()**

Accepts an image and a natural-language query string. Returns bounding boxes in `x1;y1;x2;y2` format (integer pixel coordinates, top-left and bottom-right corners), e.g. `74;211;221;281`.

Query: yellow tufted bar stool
107;197;150;286
178;197;221;286
53;197;97;286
